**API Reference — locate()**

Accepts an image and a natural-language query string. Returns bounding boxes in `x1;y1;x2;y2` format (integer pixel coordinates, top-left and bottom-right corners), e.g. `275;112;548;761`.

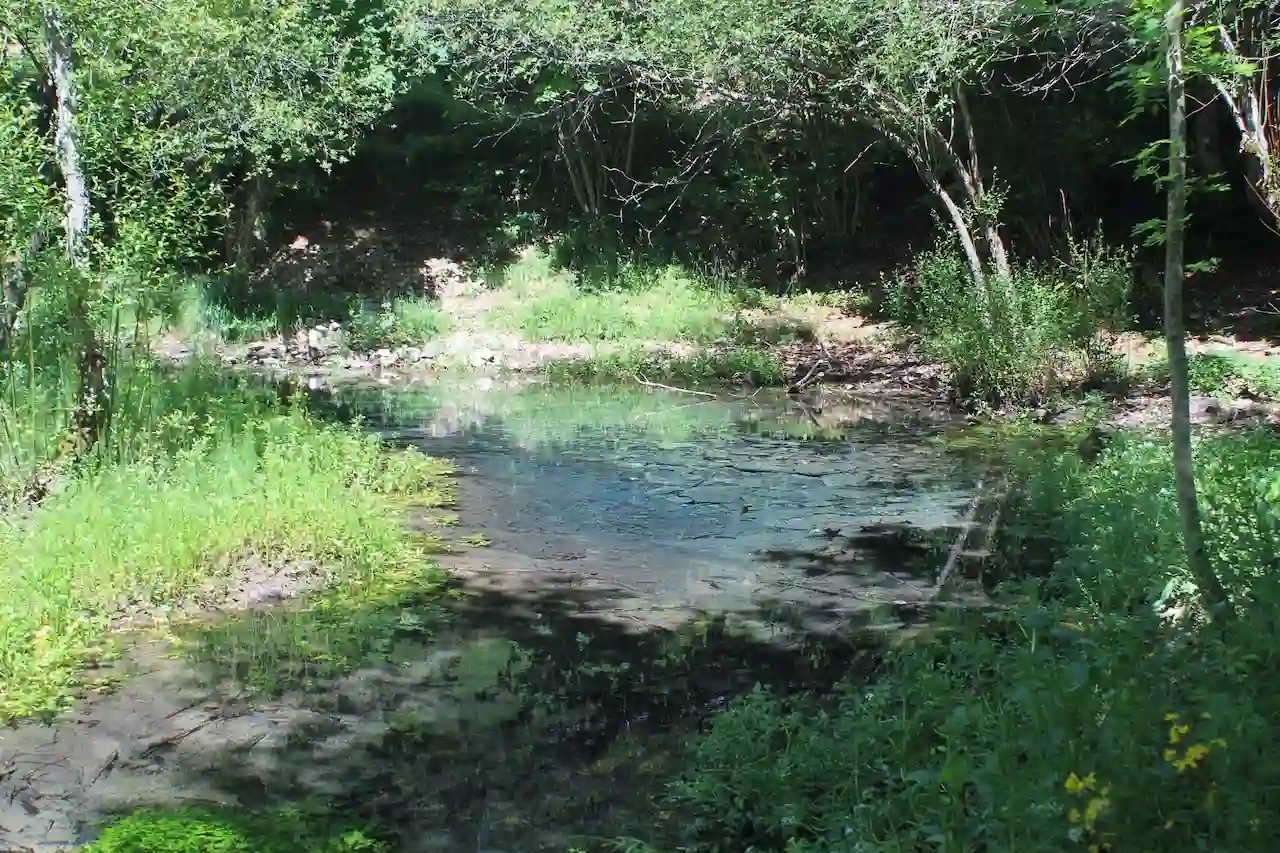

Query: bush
1140;352;1280;401
888;234;1131;408
673;604;1280;853
997;430;1280;614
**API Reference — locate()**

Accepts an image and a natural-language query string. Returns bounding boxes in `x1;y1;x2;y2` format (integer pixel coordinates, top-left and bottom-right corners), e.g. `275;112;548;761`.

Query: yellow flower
1065;772;1097;794
1169;722;1192;745
1172;743;1211;772
1068;808;1083;825
1164;711;1180;722
1084;792;1110;826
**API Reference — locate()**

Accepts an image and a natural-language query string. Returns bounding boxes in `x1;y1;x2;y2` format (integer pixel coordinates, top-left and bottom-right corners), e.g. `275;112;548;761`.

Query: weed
497;253;736;343
0;366;453;722
346;296;451;351
83;806;387;853
887;236;1131;408
1139;351;1280;401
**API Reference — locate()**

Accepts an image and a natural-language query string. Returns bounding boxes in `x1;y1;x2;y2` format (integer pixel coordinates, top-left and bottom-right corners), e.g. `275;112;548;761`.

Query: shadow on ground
0;559;889;853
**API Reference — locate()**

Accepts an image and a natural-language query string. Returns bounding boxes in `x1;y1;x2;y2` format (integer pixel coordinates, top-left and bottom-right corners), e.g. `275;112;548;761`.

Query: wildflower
1171;743;1211;772
1065;772;1097;794
1083;787;1111;829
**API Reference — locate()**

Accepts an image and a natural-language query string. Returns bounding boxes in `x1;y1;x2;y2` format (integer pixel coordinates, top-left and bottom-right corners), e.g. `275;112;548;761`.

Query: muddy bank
0;569;878;852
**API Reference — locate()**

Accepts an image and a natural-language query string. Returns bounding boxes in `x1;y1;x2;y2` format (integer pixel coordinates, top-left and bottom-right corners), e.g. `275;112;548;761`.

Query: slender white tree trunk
1165;0;1231;618
44;7;109;453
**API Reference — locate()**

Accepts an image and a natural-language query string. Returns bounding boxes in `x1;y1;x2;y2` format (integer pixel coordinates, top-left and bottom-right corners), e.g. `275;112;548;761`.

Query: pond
339;378;991;637
0;378;998;853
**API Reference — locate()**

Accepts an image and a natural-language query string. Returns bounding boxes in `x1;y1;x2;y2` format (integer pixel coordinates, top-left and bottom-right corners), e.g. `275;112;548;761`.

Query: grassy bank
0;360;451;723
660;425;1280;853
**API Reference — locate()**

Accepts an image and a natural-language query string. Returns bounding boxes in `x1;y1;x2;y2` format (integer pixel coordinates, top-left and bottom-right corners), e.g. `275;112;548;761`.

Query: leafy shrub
888;235;1131;407
1140;352;1280;401
672;604;1280;853
998;430;1280;614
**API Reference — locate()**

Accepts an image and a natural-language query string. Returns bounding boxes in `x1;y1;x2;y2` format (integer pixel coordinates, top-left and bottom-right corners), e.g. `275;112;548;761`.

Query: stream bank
0;378;1028;851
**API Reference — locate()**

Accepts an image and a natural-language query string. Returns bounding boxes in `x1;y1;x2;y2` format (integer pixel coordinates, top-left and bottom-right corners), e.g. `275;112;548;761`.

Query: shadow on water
0;378;999;852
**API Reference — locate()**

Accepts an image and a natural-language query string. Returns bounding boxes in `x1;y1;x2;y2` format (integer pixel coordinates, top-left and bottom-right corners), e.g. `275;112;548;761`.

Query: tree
1163;0;1232;617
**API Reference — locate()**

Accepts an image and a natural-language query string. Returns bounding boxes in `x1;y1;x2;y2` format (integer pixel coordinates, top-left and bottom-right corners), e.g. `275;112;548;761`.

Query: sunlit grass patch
1138;350;1280;401
82;805;388;853
0;404;452;722
494;252;737;343
345;295;452;351
546;346;787;387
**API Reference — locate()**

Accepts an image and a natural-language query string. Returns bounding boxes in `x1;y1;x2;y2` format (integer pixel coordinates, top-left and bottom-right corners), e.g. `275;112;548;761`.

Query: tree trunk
954;86;1012;281
1165;0;1232;618
1212;16;1280;231
229;173;270;282
922;169;988;290
43;8;109;454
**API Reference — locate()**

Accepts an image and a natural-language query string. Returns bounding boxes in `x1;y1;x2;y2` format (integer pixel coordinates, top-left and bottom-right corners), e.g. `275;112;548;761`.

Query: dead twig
634;374;717;397
786;358;829;394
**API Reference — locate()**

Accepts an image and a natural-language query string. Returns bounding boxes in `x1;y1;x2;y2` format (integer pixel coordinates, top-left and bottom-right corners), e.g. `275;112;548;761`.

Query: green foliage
887;236;1132;407
1001;429;1280;614
671;428;1280;853
83;807;386;853
346;296;452;350
501;256;736;343
1141;352;1280;401
547;346;786;387
0;361;451;722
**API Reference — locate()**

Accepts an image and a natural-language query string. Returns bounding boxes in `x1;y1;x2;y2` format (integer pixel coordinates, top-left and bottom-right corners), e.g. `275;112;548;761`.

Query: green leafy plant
887;236;1131;408
83;807;387;853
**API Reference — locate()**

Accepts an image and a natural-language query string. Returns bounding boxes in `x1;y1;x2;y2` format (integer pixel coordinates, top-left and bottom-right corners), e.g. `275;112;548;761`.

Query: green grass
0;365;452;722
1139;351;1280;401
546;346;787;387
83;806;387;853
494;252;738;343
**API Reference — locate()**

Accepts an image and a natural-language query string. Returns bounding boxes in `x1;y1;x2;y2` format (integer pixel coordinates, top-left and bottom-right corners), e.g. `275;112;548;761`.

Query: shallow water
338;378;989;634
0;378;995;853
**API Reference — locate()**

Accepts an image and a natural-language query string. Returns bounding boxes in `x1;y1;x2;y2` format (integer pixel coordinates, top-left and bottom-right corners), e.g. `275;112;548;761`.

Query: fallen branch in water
934;479;985;599
786;359;829;394
634;374;717;397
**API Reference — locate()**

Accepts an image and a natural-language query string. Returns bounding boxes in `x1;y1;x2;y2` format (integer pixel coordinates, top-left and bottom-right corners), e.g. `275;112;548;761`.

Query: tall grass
0;358;451;722
495;252;739;342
